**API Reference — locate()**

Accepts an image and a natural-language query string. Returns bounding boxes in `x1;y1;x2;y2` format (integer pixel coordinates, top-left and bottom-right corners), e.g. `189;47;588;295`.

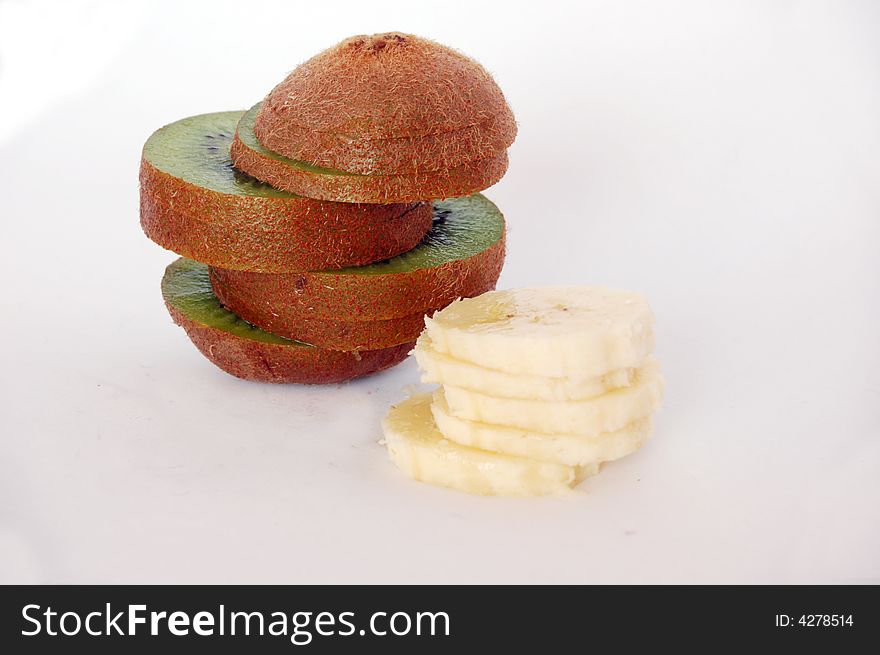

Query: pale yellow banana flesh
383;394;599;497
414;333;636;401
383;286;661;497
440;357;664;435
424;287;655;380
431;393;653;467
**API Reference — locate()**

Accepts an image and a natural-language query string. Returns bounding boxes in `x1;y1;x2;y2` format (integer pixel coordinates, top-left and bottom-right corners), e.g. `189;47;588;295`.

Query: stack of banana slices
382;287;665;496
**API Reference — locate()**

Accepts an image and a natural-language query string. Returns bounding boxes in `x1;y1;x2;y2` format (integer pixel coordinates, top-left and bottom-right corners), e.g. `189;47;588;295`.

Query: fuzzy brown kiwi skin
256;33;510;139
165;301;413;383
255;109;517;176
208;232;505;323
140;159;433;272
210;277;430;351
229;129;509;204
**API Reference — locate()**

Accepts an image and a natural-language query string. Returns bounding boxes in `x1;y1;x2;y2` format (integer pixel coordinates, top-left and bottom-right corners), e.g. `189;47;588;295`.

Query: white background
1;0;878;584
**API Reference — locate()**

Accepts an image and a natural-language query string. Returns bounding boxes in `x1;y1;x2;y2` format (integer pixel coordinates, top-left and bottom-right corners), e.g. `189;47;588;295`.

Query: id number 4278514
775;614;854;628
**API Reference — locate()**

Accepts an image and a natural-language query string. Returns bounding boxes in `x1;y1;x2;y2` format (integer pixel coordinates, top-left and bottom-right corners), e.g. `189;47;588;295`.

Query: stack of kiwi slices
140;33;515;383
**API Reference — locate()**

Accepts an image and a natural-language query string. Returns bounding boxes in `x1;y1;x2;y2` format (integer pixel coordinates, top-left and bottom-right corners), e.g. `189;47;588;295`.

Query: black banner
1;585;876;652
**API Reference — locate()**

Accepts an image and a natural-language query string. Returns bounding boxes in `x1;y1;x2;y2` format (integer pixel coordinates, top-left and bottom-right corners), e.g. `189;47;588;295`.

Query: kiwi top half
162;258;305;347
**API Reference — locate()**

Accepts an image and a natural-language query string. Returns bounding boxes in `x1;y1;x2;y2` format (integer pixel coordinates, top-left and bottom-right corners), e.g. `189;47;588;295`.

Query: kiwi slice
252;33;518;175
229;104;509;203
162;258;412;383
207;291;430;351
208;194;505;347
254;110;517;176
140;112;432;273
254;33;516;174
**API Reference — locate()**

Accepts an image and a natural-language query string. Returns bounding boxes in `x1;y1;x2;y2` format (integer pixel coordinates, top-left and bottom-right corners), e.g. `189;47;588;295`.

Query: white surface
1;0;878;584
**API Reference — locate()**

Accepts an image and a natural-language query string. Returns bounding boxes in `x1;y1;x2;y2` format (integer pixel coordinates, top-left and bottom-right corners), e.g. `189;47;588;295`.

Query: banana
414;333;636;401
440;357;663;435
431;393;652;466
383;393;599;496
383;287;662;496
423;286;655;380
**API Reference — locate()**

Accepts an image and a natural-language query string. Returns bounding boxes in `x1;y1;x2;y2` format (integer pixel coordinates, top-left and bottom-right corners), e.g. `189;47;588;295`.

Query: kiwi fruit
141;111;432;272
144;33;514;382
253;33;516;176
208;195;505;343
162;258;412;383
230;104;509;203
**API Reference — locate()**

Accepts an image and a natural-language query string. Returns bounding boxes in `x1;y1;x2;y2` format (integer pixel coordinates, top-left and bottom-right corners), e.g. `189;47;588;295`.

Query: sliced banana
414;333;635;401
383;393;599;496
431;393;652;466
440;357;664;435
423;286;655;380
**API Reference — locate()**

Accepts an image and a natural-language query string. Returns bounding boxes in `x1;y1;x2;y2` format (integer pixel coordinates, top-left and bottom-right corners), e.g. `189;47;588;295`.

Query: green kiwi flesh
162;258;300;346
329;194;504;276
143;111;297;197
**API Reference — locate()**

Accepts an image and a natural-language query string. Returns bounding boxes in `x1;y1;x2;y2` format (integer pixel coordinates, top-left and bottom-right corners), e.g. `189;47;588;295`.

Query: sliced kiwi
335;195;504;276
143;111;293;197
140;112;431;273
253;110;516;176
208;194;506;336
162;258;412;383
230;104;509;203
163;257;297;345
208;286;431;351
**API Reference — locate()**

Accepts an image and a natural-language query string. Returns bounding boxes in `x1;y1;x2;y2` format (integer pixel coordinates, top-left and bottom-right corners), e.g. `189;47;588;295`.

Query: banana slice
383;393;599;496
431;393;652;466
440;357;664;435
423;286;655;380
414;333;635;401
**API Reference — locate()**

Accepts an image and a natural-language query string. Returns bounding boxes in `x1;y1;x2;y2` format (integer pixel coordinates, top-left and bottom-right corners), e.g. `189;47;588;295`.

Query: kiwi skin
255;109;517;176
230;105;509;203
256;33;510;139
211;276;432;350
141;160;433;272
165;300;413;383
208;231;504;323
